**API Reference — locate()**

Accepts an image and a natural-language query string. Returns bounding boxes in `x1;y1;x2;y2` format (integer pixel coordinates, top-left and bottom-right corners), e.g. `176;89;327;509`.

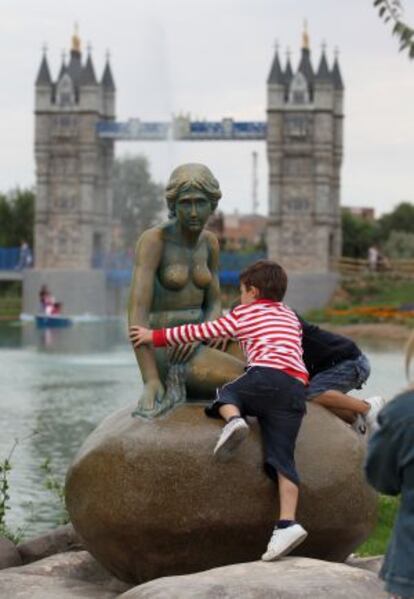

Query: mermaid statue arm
128;229;165;416
203;231;228;350
204;231;222;320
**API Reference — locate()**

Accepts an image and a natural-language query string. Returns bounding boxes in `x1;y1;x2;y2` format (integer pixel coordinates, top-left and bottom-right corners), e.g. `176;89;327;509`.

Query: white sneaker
261;523;308;561
351;413;367;435
365;396;386;432
213;418;249;460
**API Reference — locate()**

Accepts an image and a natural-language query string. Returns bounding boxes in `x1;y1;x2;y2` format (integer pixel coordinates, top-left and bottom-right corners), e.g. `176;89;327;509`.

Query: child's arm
130;312;238;349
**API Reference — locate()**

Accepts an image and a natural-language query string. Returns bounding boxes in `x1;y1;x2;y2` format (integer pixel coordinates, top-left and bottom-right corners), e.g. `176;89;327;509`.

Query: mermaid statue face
175;187;212;232
165;164;222;228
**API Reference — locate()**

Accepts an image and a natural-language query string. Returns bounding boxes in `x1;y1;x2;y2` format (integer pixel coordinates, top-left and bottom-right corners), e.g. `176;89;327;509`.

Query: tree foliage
377;202;414;238
341;210;379;258
113;155;164;249
374;0;414;59
384;230;414;258
0;188;34;247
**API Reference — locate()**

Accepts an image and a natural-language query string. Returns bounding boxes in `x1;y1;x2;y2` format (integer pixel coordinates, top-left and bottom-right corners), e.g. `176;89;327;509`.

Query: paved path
0;270;23;281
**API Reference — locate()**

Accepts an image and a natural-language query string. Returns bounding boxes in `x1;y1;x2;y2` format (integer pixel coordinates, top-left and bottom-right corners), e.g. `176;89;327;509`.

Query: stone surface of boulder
17;523;84;564
0;550;131;599
347;554;384;574
118;557;388;599
0;536;22;569
66;402;377;583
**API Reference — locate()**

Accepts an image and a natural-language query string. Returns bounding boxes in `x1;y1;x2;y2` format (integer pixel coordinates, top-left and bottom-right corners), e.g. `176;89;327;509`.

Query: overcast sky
2;0;414;216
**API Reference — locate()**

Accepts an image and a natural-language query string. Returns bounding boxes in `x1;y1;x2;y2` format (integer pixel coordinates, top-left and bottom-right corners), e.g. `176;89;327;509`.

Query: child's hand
129;326;153;347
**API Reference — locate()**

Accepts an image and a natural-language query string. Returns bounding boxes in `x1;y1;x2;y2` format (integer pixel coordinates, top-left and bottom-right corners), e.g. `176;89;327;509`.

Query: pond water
0;319;408;538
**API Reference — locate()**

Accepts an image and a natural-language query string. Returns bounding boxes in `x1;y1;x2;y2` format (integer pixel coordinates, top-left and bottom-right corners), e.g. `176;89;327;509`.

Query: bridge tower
26;28;116;314
34;27;115;269
266;27;343;277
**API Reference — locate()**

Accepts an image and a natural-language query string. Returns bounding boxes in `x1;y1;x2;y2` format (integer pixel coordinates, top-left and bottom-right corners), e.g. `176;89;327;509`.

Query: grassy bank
305;275;414;326
357;495;399;556
0;282;21;320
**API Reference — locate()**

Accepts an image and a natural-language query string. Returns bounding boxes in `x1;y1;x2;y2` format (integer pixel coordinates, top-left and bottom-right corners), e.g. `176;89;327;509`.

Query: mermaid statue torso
128;163;244;417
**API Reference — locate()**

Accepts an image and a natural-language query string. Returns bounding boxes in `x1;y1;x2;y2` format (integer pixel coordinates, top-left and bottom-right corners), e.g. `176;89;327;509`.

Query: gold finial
302;19;310;49
71;22;81;53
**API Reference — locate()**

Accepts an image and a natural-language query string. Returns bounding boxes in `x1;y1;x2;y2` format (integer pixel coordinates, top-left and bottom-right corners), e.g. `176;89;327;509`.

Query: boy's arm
130;312;238;348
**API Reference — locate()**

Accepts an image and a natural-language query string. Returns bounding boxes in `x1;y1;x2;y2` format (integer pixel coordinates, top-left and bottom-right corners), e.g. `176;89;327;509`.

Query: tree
341;210;379;258
112;156;164;249
0;188;34;247
378;202;414;239
384;230;414;258
374;0;414;59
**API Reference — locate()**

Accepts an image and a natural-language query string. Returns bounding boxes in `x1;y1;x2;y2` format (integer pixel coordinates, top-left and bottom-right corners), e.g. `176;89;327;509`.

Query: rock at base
0;550;131;599
118;557;388;599
66;402;377;584
0;536;22;570
17;523;83;564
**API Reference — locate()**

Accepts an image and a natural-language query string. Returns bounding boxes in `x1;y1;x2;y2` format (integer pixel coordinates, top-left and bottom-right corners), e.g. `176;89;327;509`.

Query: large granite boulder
66;402;377;584
17;523;83;564
119;557;388;599
0;551;131;599
0;537;22;570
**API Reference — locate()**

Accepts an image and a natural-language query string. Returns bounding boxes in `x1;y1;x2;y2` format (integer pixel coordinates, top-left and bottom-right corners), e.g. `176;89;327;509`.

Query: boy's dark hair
240;260;287;301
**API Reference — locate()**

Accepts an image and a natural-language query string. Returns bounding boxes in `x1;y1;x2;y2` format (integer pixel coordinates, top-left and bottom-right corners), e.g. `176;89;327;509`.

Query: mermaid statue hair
165;163;222;218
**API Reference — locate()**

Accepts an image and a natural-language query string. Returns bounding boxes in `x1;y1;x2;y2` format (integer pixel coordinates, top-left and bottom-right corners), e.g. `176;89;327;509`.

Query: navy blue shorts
307;354;370;400
205;366;306;486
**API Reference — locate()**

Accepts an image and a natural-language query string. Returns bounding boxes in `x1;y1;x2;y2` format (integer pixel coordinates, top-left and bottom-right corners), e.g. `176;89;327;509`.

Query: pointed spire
71;22;81;55
298;47;314;84
298;22;314;85
331;49;344;90
284;48;293;87
58;51;67;80
302;19;310;50
267;42;284;85
102;53;115;91
35;47;52;86
315;45;331;82
80;50;97;85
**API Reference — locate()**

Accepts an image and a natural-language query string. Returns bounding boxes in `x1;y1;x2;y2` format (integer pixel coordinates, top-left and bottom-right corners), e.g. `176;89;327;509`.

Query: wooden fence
335;257;414;278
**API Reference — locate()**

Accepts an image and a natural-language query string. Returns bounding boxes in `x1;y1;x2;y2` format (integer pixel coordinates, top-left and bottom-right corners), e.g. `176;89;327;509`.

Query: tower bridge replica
25;26;344;315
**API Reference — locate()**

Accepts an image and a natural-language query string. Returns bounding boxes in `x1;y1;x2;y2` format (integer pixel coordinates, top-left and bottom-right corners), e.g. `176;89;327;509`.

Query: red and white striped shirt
152;299;308;384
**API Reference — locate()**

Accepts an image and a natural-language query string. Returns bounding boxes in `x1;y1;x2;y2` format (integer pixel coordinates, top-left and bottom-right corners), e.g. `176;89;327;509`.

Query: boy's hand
129;326;153;347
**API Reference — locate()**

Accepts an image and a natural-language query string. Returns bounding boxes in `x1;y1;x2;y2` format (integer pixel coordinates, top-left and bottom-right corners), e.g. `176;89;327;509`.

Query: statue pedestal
66;402;377;584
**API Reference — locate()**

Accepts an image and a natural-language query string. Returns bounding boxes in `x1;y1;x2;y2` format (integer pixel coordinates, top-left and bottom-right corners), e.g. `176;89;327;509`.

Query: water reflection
0;319;140;536
0;319;408;537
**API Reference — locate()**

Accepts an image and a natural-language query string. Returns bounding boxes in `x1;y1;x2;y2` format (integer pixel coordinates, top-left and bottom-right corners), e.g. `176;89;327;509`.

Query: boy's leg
307;356;384;429
326;406;358;423
278;472;299;520
218;403;241;421
312;389;368;424
312;389;369;415
213;404;249;460
261;472;308;561
210;373;253;460
247;370;308;561
312;390;385;431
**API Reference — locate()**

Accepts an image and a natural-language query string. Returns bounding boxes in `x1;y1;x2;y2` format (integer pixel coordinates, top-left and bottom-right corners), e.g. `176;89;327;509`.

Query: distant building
342;206;376;221
34;27;116;269
266;26;344;273
207;212;268;251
